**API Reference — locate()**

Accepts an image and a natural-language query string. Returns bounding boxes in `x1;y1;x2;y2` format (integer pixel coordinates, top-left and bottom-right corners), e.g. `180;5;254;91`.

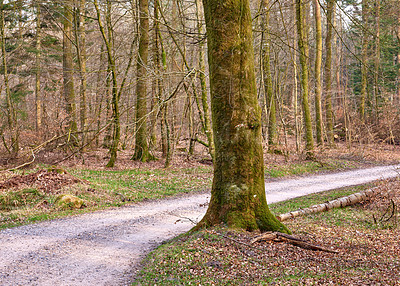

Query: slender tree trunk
133;0;154;162
397;7;400;103
149;0;161;151
0;0;18;155
74;0;87;139
197;0;289;233
63;0;78;138
360;0;369;122
94;0;120;167
313;0;323;145
195;0;215;160
261;0;278;148
295;0;314;157
35;0;42;133
373;0;380;120
324;0;335;145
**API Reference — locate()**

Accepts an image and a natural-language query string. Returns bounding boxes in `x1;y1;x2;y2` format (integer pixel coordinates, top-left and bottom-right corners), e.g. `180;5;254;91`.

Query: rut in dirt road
0;164;399;286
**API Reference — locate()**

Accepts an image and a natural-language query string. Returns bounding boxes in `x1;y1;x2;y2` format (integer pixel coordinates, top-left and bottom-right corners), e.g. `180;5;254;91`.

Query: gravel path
1;164;399;286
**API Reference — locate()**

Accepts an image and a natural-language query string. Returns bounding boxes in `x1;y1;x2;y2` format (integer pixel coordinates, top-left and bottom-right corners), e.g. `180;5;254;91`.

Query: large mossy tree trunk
196;0;289;233
133;0;154;162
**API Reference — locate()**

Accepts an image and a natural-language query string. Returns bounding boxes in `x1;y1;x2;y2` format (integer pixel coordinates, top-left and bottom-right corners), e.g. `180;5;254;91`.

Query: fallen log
276;187;382;222
251;232;338;253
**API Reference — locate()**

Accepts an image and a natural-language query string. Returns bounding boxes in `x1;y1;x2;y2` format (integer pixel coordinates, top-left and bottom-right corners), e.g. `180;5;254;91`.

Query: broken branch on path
276;187;382;221
251;232;338;253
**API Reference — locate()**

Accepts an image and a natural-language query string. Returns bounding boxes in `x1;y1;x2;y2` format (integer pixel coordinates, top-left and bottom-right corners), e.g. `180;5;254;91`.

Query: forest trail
0;164;399;286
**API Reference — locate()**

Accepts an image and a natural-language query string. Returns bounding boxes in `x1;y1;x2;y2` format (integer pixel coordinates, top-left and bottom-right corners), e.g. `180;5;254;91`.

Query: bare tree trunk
360;0;369;122
373;0;380;121
313;0;323;145
324;0;335;145
74;0;87;141
94;0;120;167
0;0;18;155
195;0;215;160
397;6;400;103
133;0;154;162
296;0;314;158
35;0;42;133
196;0;289;233
63;0;78;138
261;0;278;149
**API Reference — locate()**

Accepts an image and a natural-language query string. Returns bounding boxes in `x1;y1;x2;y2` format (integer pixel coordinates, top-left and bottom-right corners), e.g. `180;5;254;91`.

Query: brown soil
0;169;84;194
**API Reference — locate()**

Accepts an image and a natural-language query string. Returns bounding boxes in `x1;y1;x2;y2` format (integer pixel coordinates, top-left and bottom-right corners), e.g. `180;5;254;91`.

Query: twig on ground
251;232;338;253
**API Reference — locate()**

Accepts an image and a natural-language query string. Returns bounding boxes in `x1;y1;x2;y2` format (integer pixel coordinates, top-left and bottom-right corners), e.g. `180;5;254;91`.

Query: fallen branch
276;187;382;221
251;232;338;253
7;150;36;171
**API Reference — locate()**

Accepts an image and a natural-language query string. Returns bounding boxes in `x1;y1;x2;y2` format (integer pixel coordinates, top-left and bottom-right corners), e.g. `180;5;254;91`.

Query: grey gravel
0;164;399;286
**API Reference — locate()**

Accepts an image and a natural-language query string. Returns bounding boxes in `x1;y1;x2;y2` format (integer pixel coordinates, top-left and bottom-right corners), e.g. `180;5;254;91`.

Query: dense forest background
0;0;399;167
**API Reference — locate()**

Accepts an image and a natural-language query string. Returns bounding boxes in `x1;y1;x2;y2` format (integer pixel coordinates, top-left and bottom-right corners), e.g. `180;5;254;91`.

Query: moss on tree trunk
196;0;289;233
132;0;154;162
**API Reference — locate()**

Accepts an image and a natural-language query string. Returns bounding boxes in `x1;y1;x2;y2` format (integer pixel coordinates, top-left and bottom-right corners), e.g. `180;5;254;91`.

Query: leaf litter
135;180;400;285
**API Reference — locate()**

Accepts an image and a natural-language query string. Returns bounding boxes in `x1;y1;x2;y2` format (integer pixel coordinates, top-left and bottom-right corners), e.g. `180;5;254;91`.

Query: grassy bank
0;158;373;229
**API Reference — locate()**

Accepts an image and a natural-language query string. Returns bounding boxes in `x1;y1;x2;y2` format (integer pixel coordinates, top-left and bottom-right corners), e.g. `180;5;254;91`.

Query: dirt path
1;164;399;286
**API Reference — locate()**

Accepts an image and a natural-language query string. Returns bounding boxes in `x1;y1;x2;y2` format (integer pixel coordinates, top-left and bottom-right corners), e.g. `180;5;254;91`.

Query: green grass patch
0;166;213;229
265;159;359;178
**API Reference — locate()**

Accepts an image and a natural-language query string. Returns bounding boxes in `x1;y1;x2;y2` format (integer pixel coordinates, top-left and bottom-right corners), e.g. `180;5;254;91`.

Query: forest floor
0;142;399;285
134;180;400;285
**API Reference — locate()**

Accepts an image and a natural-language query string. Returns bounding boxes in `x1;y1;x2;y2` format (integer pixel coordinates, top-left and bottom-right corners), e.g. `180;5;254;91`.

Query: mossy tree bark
196;0;289;233
295;0;314;157
63;0;78;139
324;0;335;146
313;0;323;145
133;0;154;162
